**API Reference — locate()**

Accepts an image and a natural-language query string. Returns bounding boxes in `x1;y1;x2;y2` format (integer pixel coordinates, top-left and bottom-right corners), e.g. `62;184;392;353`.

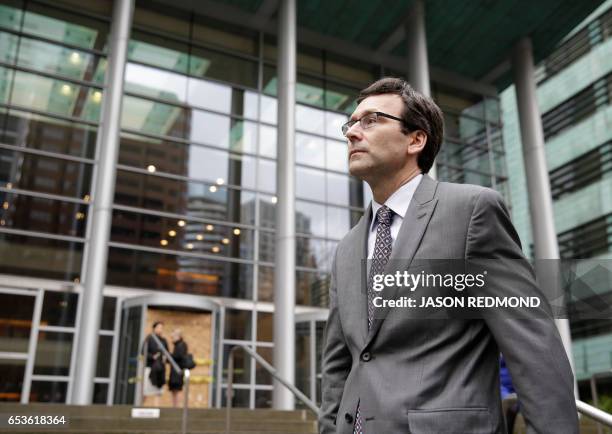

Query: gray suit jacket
319;174;578;434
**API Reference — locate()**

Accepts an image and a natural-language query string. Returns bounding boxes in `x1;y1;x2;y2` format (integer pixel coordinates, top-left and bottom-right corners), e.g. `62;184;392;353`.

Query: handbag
182;353;196;369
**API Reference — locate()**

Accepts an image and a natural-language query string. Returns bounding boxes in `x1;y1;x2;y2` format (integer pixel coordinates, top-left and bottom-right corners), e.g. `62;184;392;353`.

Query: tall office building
502;0;612;399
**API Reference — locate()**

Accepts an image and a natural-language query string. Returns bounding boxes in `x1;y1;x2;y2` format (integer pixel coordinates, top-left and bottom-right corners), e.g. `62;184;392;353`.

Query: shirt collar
370;173;423;232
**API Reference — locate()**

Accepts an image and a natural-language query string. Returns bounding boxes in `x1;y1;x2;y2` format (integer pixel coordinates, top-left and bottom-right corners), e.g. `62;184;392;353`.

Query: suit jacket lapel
365;175;439;346
342;202;371;345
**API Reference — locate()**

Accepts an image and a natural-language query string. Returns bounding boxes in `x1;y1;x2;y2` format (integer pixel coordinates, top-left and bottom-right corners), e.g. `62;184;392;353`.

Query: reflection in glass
187;78;231;114
34;331;73;376
0;3;23;31
121;95;189;139
326;172;349;205
0;234;82;281
190;46;257;89
111;209;254;260
296;133;324;168
40;291;78;328
0;358;26;401
256;312;272;342
0;109;98;158
255;389;272;408
296;104;325;134
24;3;109;51
326;206;350;240
221;386;249;407
296;167;325;201
0;293;35;353
93;382;108;404
297;236;332;271
17;37;104;84
326;139;348;172
225;309;252;340
325;112;348;141
124;62;187;103
297;270;330;307
96;335;113;377
10;70;103;122
257;159;276;193
29;381;68;403
260;94;277;124
0;32;18;66
259;125;276;158
100;297;117;330
222;344;250;384
296;200;326;238
106;247;253;299
0;193;88;237
129;32;189;74
295;322;311;398
0;149;93;198
254;346;272;384
258;266;274;302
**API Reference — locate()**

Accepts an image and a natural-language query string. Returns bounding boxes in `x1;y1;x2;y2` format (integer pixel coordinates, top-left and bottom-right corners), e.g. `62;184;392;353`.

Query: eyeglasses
341;111;405;136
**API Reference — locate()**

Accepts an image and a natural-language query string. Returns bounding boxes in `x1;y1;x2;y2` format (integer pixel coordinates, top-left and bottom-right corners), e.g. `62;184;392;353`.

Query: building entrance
114;293;220;408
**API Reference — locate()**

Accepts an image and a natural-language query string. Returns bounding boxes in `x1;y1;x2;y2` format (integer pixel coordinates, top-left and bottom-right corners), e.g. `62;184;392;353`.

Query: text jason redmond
372;296;541;308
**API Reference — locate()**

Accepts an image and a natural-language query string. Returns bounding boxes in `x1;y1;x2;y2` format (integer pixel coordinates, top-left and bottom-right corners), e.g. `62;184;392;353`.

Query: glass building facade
0;0;506;407
502;0;612;402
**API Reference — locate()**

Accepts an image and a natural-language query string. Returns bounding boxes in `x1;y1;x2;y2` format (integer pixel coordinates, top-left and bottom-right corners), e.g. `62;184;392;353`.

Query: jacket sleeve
465;188;578;434
319;248;352;434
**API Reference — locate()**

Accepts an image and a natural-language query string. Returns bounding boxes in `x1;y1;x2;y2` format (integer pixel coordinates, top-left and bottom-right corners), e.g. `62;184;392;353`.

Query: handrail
148;333;191;434
225;344;319;434
577;400;612;429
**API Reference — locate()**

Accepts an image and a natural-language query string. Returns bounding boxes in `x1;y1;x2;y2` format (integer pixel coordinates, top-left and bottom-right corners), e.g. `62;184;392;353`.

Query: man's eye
362;115;377;127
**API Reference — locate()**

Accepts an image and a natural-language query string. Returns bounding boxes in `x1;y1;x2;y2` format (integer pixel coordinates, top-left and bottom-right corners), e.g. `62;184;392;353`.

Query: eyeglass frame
341;111;418;136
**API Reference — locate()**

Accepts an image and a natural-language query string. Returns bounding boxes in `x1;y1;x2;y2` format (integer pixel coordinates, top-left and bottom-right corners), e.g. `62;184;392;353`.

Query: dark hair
357;77;444;173
152;321;163;329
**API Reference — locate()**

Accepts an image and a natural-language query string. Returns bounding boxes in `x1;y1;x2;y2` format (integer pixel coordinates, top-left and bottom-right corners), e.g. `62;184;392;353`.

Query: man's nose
345;122;362;142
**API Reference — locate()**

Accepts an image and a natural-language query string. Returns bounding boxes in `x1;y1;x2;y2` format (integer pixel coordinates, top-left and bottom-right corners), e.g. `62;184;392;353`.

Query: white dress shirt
367;173;423;259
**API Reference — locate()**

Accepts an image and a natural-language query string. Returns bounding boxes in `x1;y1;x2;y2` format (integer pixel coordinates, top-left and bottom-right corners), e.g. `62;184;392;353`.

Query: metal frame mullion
21;288;43;404
0;60;105;90
0;142;96;165
0;226;86;243
0;102;99;127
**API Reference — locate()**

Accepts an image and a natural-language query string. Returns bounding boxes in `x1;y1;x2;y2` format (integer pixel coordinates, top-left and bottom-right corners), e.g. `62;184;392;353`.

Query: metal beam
70;0;134;404
273;0;296;411
377;23;405;53
251;0;279;28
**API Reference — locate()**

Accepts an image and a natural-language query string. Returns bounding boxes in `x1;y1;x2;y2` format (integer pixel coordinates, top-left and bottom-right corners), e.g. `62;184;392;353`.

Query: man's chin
348;162;368;180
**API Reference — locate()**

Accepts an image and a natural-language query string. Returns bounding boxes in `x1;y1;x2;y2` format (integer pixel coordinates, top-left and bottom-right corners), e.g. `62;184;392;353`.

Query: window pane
296;167;325;202
325;112;348;141
40;291;78;328
222;344;250;384
296;133;324;168
225;309;252;341
129;31;189;73
93;382;108;404
0;109;98;158
121;95;189;139
34;331;73;376
96;335;113;377
256;312;272;343
257;159;276;193
0;234;82;281
106;247;253;299
110;209;254;260
17;36;104;83
255;389;272;408
0;358;26;402
0;293;35;353
29;380;68;403
124;62;187;103
254;346;272;384
326;139;348;172
221;386;249;407
24;3;109;51
260;95;277;124
190;46;257;89
0;149;93;198
187;78;232;114
296;200;326;238
258;266;274;303
100;297;117;331
0;31;19;65
259;125;276;158
296;321;311;397
326;173;349;206
0;67;14;104
0;193;88;237
297;270;329;307
0;2;23;32
296;104;325;135
327;206;351;240
10;70;103;122
114;169;257;224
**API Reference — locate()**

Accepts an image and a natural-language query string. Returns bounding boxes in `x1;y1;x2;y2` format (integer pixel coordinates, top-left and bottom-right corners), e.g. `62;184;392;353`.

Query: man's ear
407;130;427;156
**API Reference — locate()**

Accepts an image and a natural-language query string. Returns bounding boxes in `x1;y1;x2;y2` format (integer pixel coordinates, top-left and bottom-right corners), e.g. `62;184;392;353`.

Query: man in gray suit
319;77;578;434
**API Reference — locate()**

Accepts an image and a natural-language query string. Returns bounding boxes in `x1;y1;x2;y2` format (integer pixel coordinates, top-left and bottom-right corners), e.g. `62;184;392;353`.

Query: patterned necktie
354;205;395;434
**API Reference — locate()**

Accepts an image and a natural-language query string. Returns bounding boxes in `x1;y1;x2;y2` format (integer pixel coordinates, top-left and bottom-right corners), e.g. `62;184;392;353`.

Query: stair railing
149;333;191;434
225;344;319;434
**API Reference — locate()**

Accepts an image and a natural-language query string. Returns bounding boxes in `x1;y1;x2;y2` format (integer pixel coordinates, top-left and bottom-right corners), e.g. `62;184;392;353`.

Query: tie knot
376;205;394;227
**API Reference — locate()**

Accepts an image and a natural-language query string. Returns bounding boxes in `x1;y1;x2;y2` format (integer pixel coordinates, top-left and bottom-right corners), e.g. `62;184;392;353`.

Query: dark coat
169;339;188;391
143;334;169;388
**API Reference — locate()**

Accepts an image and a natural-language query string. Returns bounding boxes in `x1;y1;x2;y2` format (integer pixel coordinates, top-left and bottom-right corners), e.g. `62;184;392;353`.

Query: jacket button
345;413;353;424
361;352;371;362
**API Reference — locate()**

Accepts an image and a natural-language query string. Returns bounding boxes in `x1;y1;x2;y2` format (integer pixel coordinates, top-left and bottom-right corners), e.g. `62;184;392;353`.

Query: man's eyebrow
349;108;377;121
